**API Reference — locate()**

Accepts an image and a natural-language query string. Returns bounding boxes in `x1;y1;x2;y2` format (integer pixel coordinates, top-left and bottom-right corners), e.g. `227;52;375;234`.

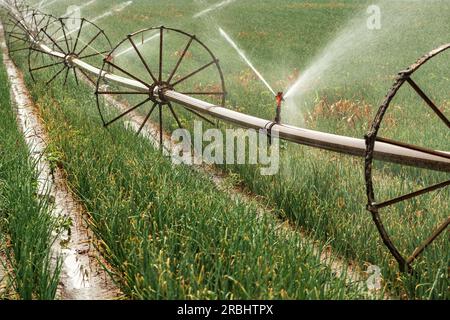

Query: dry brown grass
237;31;269;39
275;68;300;91
440;100;450;114
173;49;193;59
305;97;399;129
237;68;257;87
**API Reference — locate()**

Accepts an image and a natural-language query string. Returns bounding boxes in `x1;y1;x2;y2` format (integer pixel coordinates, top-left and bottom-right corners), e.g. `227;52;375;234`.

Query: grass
92;0;448;299
5;0;450;299
0;50;60;299
22;76;369;299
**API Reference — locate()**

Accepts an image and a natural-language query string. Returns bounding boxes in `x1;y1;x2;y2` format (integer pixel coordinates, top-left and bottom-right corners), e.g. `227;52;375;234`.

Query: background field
2;0;449;299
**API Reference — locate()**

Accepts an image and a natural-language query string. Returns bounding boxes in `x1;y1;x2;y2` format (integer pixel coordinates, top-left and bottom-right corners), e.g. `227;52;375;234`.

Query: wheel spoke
7;31;26;37
31;14;38;31
76;30;102;56
96;91;149;95
407;77;450;129
137;102;157;135
15;20;27;33
35;14;46;29
72;18;84;54
407;216;450;265
60;19;71;53
159;103;163;148
73;68;79;85
171;60;216;87
168;102;183;129
104;98;151;127
8;34;26;42
128;36;157;83
42;15;53;32
376;136;450;160
63;67;70;85
29;46;56;56
79;50;110;59
31;60;64;72
78;68;96;85
46;66;66;85
9;47;30;53
41;27;65;53
179;91;225;96
44;20;60;36
373;179;450;210
104;60;151;89
167;36;193;84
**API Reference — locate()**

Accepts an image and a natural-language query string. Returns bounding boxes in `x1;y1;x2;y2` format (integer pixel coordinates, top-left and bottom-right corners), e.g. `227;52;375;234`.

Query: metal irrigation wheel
2;0;26;23
4;0;24;11
4;6;42;52
95;26;227;147
7;11;55;53
28;17;111;86
365;44;450;272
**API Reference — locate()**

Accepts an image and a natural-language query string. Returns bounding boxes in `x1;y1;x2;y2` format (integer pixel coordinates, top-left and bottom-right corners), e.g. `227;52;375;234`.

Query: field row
0;39;374;299
2;0;449;299
0;47;60;299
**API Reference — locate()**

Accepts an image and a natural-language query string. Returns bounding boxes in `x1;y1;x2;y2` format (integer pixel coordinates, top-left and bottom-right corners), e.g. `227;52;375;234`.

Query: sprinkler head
275;91;284;124
276;91;284;108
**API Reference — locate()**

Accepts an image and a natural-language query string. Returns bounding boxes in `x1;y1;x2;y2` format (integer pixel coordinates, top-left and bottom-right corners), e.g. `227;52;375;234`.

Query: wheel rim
95;26;227;147
365;44;450;272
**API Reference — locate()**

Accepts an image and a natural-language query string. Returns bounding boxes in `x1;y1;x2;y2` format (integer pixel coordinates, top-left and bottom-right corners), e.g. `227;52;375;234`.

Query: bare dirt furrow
0;21;120;300
0;253;7;297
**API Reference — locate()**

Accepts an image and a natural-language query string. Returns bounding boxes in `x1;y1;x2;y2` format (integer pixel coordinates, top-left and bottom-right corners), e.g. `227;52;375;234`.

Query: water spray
3;0;449;273
219;27;276;96
218;27;284;125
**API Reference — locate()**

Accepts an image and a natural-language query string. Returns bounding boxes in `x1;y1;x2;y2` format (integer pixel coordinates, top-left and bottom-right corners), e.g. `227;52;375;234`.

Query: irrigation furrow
0;253;7;297
0;21;119;300
0;252;14;299
87;75;384;298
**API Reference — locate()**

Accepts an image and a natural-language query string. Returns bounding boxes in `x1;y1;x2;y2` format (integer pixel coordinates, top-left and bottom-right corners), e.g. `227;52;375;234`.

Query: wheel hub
64;53;78;68
151;82;173;105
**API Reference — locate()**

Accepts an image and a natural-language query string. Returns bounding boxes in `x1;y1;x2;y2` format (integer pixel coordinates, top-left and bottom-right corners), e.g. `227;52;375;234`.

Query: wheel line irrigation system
1;0;449;273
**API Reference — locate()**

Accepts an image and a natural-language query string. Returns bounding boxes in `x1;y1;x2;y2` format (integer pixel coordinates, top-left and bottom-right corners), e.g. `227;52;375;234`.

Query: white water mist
283;0;450;125
219;27;276;96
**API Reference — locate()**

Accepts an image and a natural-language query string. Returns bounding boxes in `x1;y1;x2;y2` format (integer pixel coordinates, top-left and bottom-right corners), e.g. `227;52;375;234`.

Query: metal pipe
10;7;450;172
164;90;450;172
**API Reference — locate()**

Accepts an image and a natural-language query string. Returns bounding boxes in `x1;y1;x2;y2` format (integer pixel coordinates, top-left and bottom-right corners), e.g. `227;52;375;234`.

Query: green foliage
3;0;449;299
23;77;367;299
0;53;60;300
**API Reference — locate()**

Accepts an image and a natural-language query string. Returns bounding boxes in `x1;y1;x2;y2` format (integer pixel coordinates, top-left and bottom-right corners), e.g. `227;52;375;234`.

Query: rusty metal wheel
365;44;450;272
28;17;111;86
95;26;227;147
